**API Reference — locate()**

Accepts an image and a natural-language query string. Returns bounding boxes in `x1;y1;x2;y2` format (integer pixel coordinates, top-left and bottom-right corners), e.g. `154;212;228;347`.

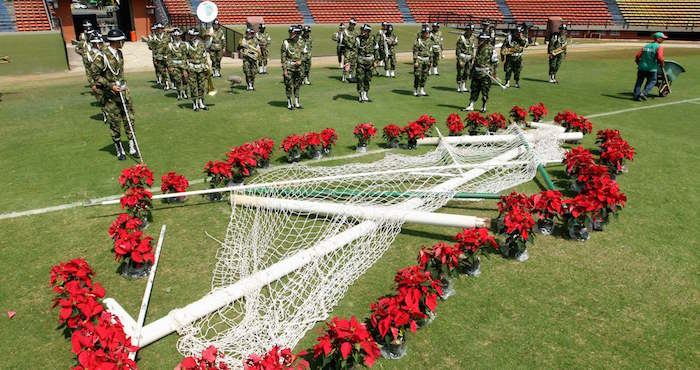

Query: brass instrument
551;42;567;56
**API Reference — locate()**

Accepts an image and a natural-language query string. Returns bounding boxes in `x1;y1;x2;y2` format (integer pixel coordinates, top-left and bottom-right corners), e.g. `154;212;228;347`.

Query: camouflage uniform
469;39;499;111
86;43;104;103
413;34;434;95
375;28;386;67
355;31;378;101
91;46;135;142
548;31;567;81
456;31;476;92
208;26;226;76
187;39;209;101
430;29;443;74
341;27;358;81
281;34;304;108
153;32;170;87
239;34;260;89
301;32;313;83
76;32;92;82
167;38;189;97
502;32;527;86
255;29;271;72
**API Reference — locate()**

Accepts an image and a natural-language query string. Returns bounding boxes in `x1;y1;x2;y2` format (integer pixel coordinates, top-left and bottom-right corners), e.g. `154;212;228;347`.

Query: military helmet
303;25;311;33
213;18;220;25
83;20;93;29
387;24;393;32
478;33;490;41
432;22;440;28
106;29;126;42
171;28;182;36
559;24;568;30
188;28;200;36
89;33;103;43
421;24;430;33
517;25;525;33
246;27;254;34
339;22;345;29
464;24;475;31
151;24;158;31
361;24;371;32
349;18;357;25
259;23;265;30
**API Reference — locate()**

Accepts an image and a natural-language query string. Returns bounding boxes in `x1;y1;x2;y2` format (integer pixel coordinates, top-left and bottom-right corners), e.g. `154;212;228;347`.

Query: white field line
0;149;389;221
2;96;699;221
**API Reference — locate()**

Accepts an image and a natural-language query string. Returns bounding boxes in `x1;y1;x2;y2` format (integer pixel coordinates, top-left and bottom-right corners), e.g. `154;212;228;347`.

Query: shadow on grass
400;227;454;242
268;100;289;108
90;113;104;121
432;86;456;92
522;77;551;84
391;89;415;96
437;103;464;110
177;103;217;110
165;92;178;98
332;93;357;101
600;92;635;101
327;75;343;82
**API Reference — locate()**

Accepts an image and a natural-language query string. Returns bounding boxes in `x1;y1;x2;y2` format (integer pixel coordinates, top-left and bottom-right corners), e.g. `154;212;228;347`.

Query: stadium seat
616;0;700;28
506;0;612;25
406;0;503;24
306;0;403;24
14;0;52;32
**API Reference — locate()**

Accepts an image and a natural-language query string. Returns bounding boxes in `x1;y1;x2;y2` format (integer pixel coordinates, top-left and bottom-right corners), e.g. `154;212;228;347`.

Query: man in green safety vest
633;32;667;101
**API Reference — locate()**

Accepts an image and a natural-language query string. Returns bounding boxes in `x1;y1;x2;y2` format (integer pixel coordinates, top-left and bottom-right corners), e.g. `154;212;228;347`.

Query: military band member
153;24;171;90
383;24;398;78
301;25;313;85
144;25;162;84
186;28;210;111
91;29;139;160
376;22;387;68
413;24;434;96
256;23;271;74
548;24;568;83
456;24;476;93
332;23;346;69
341;18;358;82
167;28;189;100
207;19;225;77
429;23;443;75
76;20;94;84
87;34;107;122
502;25;528;88
356;24;379;102
239;28;260;91
466;34;499;113
281;25;304;110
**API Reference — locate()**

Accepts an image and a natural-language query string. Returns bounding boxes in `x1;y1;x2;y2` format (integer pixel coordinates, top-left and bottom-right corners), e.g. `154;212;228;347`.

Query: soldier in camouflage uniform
376;22;386;69
167;28;189;100
75;20;94;84
186;28;210;111
86;34;106;122
256;23;271;74
154;24;171;90
331;23;346;69
466;33;499;113
207;19;226;77
281;25;304;110
355;24;379;103
383;24;398;78
548;24;568;83
501;25;528;88
429;23;443;75
301;25;313;85
456;24;476;93
143;25;160;84
341;18;358;82
91;29;139;161
239;28;260;91
413;24;434;96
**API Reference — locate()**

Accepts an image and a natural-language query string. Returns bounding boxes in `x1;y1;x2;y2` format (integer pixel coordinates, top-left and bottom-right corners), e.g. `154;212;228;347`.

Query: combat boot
287;97;293;110
198;99;208;110
192;100;199;112
341;74;347;82
385;70;390;77
363;91;369;102
114;141;126;161
420;87;427;96
128;139;140;159
390;70;395;77
177;91;182;100
183;91;188;99
505;81;510;88
413;89;419;96
463;82;469;92
295;97;302;109
480;99;488;113
457;82;462;92
463;101;475;111
434;67;439;75
304;77;310;85
514;81;520;88
358;92;364;103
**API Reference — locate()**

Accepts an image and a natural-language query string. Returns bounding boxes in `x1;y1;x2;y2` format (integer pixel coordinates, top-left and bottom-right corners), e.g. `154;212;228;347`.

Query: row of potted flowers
281;128;338;162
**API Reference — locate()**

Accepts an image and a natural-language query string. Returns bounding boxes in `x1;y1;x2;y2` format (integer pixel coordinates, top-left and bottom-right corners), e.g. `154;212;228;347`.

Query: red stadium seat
306;0;402;23
506;0;613;25
406;0;503;24
14;0;52;31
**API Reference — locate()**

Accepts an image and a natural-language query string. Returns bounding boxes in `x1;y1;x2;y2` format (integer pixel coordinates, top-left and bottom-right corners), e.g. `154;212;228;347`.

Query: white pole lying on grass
417;131;583;145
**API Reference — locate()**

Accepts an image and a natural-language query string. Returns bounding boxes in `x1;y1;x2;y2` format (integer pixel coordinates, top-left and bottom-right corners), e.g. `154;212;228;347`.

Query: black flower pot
406;139;418;150
256;159;269;168
389;140;399;148
120;261;151;279
440;278;455;300
568;221;591;241
468;130;478;136
536;218;555;235
322;146;333;156
208;192;224;202
380;338;407;360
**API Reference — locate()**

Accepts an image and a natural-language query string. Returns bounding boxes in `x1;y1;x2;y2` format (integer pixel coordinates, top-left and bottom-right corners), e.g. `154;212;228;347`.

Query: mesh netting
174;126;564;367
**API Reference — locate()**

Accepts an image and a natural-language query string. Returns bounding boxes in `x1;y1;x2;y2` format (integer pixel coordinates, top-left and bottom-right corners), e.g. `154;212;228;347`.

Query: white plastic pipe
417;131;583;145
104;298;138;337
118;145;527;347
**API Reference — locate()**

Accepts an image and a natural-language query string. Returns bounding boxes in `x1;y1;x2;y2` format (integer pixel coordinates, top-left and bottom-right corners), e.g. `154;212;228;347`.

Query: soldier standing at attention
281;25;304;110
207;19;225;77
332;23;346;69
167;28;189;100
76;20;94;85
342;18;359;82
239;28;261;91
502;25;528;88
186;28;210;111
413;24;434;97
255;23;271;74
144;25;162;85
376;22;387;69
384;24;398;78
87;33;107;123
91;29;139;160
548;24;568;83
301;25;313;85
429;23;443;75
456;24;476;93
153;24;171;90
466;34;499;113
355;24;379;103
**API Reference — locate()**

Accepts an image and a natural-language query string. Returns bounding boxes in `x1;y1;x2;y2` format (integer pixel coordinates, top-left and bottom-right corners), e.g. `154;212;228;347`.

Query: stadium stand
617;0;700;27
14;0;51;31
506;0;613;25
306;0;402;24
0;0;15;32
406;0;503;24
164;0;197;26
207;0;303;24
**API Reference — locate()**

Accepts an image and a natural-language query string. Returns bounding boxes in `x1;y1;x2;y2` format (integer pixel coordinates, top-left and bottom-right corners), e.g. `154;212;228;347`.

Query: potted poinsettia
599;137;635;177
367;295;419;360
307;316;380;369
203;160;233;201
445;113;464;136
528;103;548;122
574;163;610;193
454;227;498;277
161;172;189;203
596;129;621;146
554;110;578;131
50;258;105;337
354;123;377;152
563;193;599;241
119;164;154;190
510;105;528;127
464;111;488;135
394;266;442;326
414;114;436;136
113;230;154;278
401;121;425;150
69;311;138;368
253;137;275;168
586;176;627;231
530;190;564;235
280;134;307;163
320;128;338;155
120;186;153;223
109;213;144;242
304;132;323;160
244;346;309;370
383;124;402;148
496;192;533;233
417;242;461;299
486;112;507;133
501;206;535;261
563;146;595;179
228;144;259;184
570;116;593;136
177;345;229;370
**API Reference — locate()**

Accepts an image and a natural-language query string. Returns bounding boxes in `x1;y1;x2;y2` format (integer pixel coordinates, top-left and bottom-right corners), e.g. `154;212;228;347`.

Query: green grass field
0;31;68;75
0;45;699;369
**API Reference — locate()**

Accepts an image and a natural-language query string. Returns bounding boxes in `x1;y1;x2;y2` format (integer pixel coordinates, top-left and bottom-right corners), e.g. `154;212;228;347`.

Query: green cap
652;32;668;40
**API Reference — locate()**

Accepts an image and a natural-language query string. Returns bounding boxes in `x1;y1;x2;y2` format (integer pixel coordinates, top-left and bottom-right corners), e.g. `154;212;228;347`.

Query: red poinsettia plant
50;259;106;337
308;316;380;369
108;213;143;240
177;345;229;370
497;192;534;219
570;116;593;134
530;190;564;222
281;134;307;162
394;265;442;315
254;137;275;167
204;160;234;188
414;114;436;135
586;176;627;222
354;123;377;147
528;103;548;122
510;105;528;125
120;186;153;221
417;242;461;282
161;171;189;194
454;227;498;267
465;112;488;134
70;311;138;370
595;129;621;146
118;163;154;190
502;205;535;257
554;110;578;128
320;128;338;152
445;113;465;135
486;112;507;132
564;192;602;229
367;295;420;347
227;144;259;179
563;146;595;177
244;346;309;370
555;110;593;134
304;131;323;157
576;163;610;186
382;124;402;145
402;121;426;147
600;137;635;174
113;230;155;268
